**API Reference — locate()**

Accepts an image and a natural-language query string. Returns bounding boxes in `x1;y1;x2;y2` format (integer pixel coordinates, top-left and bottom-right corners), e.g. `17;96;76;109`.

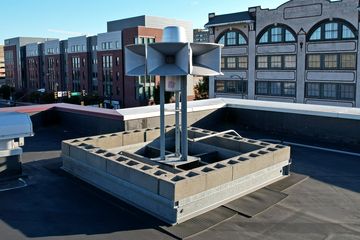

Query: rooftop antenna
125;26;222;164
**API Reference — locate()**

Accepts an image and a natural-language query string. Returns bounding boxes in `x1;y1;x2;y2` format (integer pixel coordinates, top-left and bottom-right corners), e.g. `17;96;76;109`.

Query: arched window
216;29;247;46
257;24;296;44
308;19;357;41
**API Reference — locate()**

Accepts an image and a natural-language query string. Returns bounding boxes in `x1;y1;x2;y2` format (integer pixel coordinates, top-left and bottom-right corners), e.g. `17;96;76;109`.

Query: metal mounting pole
160;76;166;160
181;76;188;161
175;91;180;157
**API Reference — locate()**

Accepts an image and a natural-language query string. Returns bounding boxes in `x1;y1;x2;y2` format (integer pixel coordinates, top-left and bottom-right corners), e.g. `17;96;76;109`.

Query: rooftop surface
0;124;359;239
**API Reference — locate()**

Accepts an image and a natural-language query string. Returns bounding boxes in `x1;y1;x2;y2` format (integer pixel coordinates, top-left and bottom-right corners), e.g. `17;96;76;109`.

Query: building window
216;30;247;46
307;83;320;97
270;82;281;95
307;55;321;69
284;55;296;69
343;26;355;39
283;82;296;96
257;56;268;69
285;30;295;42
221;57;225;69
227;80;237;93
306;83;355;100
216;80;225;93
256;81;296;97
340;54;356;69
310;28;321;41
325;23;338;40
306;53;356;70
135;76;156;100
256;82;268;95
226;32;236;45
215;80;247;95
221;56;248;70
271;28;282;43
270;56;282;69
340;84;355;100
218;36;225;45
257;25;296;44
238;56;248;69
324;54;338;69
102;55;113;68
256;55;296;69
308;20;357;41
226;57;236;69
323;83;337;98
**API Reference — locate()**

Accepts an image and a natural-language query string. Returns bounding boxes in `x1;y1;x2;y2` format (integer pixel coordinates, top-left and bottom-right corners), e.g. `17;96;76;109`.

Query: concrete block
145;128;161;142
107;158;159;194
128;164;159;194
203;164;233;190
229;158;253;180
106;133;124;149
85;148;109;171
122;130;145;146
272;145;291;163
159;172;207;201
250;150;275;172
62;155;75;172
106;157;133;181
82;137;97;146
93;135;112;149
68;143;87;162
61;141;70;157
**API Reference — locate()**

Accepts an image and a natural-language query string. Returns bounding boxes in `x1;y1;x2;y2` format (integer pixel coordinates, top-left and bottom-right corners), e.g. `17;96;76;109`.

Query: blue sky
2;0;287;43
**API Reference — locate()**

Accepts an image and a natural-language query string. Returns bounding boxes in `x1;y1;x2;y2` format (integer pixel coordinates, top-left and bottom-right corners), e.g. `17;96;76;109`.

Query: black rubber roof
205;11;254;27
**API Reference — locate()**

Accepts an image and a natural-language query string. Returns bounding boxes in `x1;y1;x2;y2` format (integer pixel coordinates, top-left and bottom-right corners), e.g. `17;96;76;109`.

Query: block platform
62;127;291;225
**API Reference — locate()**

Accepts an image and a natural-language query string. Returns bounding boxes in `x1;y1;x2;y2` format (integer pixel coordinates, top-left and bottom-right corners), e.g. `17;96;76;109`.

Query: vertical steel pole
181;76;188;161
175;91;180;157
160;76;166;160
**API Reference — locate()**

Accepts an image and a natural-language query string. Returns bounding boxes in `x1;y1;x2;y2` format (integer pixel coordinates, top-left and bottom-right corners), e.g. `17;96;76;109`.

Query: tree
0;85;15;100
194;77;209;100
153;85;173;105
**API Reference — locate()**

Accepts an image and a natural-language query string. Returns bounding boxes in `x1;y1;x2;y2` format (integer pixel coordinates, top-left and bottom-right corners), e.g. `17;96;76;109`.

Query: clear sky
1;0;288;43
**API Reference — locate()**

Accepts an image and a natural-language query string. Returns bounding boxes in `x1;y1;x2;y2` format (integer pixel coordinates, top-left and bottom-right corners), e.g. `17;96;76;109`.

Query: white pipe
189;130;242;143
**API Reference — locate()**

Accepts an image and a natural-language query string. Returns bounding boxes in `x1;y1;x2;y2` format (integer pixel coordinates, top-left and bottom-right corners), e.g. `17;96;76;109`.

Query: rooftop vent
0;112;33;179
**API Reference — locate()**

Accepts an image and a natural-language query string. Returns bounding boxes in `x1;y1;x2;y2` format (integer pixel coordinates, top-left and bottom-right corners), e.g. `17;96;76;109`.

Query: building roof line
205;20;254;28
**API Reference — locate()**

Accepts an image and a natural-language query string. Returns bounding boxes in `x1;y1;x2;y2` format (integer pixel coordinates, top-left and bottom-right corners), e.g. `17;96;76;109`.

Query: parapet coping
117;98;360;121
2;98;358;122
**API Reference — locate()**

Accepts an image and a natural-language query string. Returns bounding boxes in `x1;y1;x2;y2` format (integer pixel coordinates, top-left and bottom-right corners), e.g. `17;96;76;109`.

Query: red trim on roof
0;103;124;120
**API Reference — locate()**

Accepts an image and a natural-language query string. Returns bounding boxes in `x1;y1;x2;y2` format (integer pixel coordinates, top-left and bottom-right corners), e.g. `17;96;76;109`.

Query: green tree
194;77;209;100
0;85;15;100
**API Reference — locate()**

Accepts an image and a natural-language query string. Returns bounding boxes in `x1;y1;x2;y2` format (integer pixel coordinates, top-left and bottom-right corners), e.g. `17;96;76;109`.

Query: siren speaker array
125;42;222;77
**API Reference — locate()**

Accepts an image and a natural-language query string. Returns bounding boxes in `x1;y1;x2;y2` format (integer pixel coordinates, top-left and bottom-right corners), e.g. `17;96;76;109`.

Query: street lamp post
231;75;245;99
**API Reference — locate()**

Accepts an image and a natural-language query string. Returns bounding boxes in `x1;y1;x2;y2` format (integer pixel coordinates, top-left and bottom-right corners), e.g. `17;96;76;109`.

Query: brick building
0;45;5;85
3;15;193;108
4;37;54;89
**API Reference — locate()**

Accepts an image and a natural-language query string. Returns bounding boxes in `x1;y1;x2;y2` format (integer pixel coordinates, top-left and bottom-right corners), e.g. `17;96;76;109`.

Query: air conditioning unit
0;112;33;179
